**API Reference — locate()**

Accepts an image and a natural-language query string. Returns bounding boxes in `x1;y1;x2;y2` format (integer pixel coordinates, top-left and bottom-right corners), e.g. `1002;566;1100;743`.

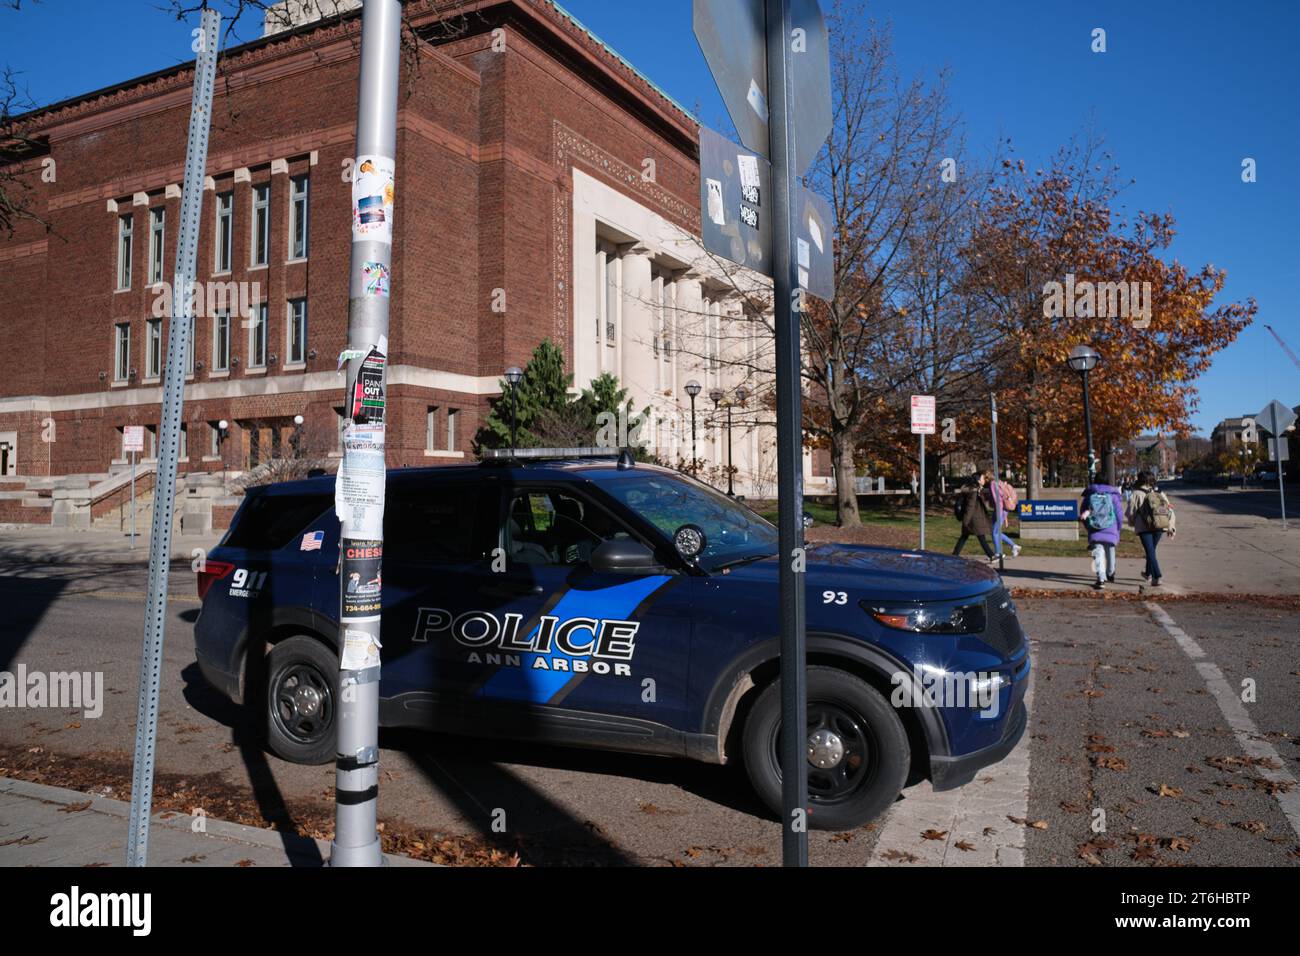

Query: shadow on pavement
180;662;325;866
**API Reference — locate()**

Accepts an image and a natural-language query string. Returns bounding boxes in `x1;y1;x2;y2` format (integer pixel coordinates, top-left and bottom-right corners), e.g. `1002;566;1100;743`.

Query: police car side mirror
590;538;660;574
802;511;815;530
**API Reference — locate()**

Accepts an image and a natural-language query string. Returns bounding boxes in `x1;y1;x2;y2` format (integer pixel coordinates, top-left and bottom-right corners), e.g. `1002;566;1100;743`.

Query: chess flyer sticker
342;538;383;616
363;261;390;297
352;154;395;243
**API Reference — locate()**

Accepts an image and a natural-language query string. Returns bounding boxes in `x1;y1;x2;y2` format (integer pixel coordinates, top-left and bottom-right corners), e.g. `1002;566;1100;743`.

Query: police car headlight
862;599;986;635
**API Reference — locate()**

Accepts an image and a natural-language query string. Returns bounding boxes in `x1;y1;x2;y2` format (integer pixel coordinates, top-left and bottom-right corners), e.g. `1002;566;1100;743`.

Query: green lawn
756;499;1143;559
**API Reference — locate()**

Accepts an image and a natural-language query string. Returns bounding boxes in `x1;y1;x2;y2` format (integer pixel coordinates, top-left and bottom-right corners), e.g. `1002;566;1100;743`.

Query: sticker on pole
123;425;145;454
350;349;387;425
341;626;382;671
911;395;936;435
335;424;386;538
362;261;390;298
342;539;383;616
352;155;395;243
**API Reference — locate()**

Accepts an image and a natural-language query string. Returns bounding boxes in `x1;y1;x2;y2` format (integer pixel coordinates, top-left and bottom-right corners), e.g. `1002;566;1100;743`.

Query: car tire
263;636;337;766
742;665;909;831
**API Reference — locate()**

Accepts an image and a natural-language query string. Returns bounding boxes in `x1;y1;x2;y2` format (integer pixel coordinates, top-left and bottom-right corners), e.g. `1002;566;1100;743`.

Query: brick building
1;0;816;511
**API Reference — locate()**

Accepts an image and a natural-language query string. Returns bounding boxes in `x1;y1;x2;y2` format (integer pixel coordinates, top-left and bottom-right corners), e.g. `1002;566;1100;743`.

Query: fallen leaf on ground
880;848;920;863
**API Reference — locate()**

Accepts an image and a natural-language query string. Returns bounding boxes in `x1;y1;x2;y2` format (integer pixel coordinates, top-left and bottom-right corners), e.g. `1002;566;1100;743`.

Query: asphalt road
1;561;1296;866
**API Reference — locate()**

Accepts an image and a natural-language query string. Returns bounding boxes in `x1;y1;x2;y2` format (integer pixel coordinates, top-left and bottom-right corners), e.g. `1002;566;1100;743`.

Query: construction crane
1264;324;1300;374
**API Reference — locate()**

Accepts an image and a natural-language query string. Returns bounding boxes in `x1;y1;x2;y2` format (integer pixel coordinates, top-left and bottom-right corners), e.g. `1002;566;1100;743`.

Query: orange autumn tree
964;143;1253;494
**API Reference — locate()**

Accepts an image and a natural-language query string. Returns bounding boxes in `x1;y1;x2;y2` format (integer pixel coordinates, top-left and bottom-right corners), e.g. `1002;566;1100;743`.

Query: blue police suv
195;451;1029;830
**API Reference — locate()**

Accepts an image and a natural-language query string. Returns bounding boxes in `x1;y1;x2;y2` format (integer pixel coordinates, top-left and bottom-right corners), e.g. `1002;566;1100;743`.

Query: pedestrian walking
1124;470;1176;587
1079;477;1123;589
953;471;996;562
989;473;1022;558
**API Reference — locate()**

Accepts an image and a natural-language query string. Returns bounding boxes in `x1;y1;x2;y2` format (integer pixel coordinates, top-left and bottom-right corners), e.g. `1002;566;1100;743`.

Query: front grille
980;588;1025;657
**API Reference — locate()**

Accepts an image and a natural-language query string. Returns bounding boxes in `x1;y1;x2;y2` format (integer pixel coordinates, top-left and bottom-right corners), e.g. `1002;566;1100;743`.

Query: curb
0;775;433;867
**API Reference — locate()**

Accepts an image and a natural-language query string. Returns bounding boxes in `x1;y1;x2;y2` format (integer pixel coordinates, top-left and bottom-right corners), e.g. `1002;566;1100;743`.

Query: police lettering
412;606;638;661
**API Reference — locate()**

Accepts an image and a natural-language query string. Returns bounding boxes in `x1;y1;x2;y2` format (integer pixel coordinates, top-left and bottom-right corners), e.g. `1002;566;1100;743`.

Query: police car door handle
482;582;544;598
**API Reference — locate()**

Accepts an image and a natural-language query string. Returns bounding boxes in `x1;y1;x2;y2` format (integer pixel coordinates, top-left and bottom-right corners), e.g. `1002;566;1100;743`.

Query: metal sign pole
331;0;400;868
126;8;220;866
1271;406;1288;530
919;432;926;550
766;0;809;868
990;394;1003;572
130;450;136;549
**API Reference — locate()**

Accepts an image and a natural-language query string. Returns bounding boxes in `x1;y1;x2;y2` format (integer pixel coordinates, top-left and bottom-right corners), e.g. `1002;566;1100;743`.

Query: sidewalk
0;525;224;566
0;776;428;867
995;486;1300;596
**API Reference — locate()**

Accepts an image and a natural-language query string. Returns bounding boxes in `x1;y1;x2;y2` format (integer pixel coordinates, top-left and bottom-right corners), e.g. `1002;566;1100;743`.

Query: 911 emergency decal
228;568;266;599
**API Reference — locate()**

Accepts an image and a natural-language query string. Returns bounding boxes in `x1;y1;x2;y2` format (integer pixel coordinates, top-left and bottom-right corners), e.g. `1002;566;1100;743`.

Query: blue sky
4;0;1297;434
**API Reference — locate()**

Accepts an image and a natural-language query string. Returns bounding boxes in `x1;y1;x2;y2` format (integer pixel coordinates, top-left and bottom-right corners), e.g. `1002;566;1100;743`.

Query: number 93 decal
822;590;848;606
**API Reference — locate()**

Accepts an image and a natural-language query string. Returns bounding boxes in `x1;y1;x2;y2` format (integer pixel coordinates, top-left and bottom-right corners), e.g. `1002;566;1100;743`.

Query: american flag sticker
300;530;325;552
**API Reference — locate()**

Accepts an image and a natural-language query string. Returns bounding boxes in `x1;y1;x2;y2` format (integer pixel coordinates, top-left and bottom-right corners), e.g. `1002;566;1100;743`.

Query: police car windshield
599;472;778;571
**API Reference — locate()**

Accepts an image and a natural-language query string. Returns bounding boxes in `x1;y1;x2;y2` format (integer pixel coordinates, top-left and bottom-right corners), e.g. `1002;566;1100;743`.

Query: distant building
1211;416;1258;455
1125;434;1178;476
0;0;817;499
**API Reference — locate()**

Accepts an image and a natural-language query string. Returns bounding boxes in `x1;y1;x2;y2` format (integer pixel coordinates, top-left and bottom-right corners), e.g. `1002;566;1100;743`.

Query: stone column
618;243;656;418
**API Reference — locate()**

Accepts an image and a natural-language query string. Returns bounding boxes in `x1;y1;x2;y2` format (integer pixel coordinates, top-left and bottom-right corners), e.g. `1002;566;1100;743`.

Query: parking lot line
867;659;1035;867
1144;601;1300;842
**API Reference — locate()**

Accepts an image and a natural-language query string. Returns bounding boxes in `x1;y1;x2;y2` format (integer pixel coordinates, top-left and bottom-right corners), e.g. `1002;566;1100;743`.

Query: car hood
724;542;1001;601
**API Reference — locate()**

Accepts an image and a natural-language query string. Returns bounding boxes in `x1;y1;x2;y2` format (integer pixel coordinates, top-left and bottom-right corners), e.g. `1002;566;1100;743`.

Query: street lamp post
712;386;747;496
505;366;523;452
1067;345;1101;481
709;388;732;495
292;414;304;459
685;380;701;475
217;419;229;485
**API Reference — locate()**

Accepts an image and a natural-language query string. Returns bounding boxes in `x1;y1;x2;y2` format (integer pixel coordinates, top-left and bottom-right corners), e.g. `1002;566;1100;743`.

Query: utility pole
765;0;808;868
695;0;830;867
126;8;220;866
331;0;401;868
990;393;1003;573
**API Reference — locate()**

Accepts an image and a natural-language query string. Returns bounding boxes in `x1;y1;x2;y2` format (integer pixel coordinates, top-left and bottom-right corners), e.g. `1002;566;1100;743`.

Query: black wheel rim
769;699;879;806
270;659;334;745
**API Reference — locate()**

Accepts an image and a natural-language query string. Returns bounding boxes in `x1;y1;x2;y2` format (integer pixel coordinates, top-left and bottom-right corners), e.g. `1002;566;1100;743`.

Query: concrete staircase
1;470;241;535
0;476;56;524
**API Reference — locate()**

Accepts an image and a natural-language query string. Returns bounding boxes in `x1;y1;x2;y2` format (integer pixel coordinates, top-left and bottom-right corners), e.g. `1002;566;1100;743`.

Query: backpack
1085;491;1116;531
1141;489;1174;531
995;480;1018;512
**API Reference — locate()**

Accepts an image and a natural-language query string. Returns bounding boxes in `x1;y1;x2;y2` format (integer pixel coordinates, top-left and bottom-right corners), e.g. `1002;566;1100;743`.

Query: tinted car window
598;472;777;571
225;493;332;550
505;488;630;566
385;483;497;564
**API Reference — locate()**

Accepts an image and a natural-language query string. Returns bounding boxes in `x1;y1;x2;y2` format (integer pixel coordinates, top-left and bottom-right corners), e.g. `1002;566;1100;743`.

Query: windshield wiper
710;552;775;572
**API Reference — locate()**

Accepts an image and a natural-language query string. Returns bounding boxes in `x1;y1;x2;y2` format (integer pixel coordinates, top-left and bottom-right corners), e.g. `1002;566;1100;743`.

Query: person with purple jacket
1079;480;1124;590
